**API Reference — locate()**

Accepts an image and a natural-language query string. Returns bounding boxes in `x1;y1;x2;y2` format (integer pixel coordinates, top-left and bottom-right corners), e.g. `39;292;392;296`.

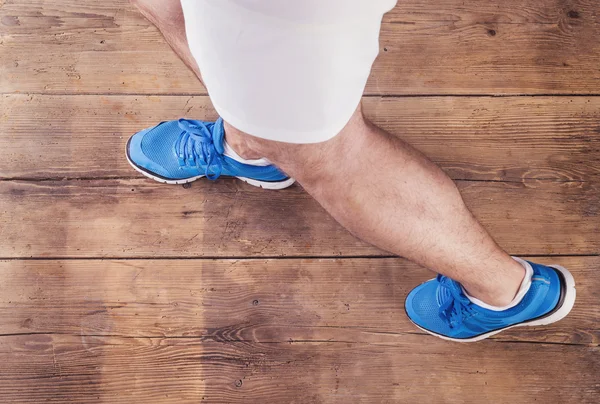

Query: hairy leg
132;0;525;306
228;108;525;306
130;0;203;81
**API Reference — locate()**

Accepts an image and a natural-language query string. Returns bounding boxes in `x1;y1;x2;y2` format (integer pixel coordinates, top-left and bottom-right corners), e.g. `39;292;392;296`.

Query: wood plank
1;0;600;95
378;0;600;95
2;94;600;182
1;178;598;258
0;334;597;403
0;257;597;345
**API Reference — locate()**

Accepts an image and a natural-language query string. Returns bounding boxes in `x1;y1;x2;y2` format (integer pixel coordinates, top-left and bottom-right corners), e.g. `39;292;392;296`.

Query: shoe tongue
436;283;453;306
212;117;226;155
435;276;465;306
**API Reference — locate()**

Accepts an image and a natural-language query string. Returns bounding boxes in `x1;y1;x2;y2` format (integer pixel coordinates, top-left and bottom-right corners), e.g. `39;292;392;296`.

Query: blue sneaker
126;118;295;189
405;261;576;342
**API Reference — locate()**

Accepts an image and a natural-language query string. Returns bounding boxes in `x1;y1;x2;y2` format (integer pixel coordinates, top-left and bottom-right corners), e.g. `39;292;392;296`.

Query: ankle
463;259;527;307
467;285;519;308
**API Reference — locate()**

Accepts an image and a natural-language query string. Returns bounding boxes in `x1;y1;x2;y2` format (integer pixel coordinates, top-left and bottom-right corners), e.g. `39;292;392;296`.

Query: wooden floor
1;0;599;402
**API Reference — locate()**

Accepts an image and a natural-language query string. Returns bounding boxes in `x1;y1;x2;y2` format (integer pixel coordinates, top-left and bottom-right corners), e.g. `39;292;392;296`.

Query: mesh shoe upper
405;261;563;340
128;118;290;182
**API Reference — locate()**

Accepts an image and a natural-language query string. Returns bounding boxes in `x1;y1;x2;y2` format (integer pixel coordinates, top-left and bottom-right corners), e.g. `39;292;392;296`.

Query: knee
227;104;366;159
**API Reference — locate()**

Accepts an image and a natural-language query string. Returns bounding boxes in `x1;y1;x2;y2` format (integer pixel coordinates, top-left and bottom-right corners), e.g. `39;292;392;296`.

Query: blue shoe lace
173;119;223;180
437;275;476;328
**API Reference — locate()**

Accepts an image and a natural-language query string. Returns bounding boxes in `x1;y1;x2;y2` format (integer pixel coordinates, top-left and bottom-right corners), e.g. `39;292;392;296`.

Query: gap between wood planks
0;254;599;261
0;330;596;348
0;177;591;184
4;92;600;97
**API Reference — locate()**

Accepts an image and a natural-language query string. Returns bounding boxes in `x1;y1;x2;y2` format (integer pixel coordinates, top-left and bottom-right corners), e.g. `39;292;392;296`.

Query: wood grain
0;257;597;345
0;257;598;403
2;94;600;182
1;0;599;95
0;178;598;258
0;333;598;403
1;1;599;402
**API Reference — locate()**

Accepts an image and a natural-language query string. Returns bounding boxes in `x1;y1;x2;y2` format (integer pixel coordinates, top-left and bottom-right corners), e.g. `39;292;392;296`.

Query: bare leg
228;109;525;306
130;0;203;82
132;0;525;306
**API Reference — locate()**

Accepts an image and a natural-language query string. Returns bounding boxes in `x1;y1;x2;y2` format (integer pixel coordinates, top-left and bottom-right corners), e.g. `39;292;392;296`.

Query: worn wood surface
1;0;600;95
0;258;598;345
1;0;600;402
2;94;600;182
1;178;599;258
0;334;598;403
0;258;598;403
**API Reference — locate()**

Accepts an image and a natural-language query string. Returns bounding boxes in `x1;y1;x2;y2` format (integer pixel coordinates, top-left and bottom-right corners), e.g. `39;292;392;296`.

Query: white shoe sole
409;264;577;343
126;149;296;190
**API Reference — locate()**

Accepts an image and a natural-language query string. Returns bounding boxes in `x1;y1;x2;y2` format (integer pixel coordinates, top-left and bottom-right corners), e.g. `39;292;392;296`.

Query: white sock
223;140;272;167
463;256;533;311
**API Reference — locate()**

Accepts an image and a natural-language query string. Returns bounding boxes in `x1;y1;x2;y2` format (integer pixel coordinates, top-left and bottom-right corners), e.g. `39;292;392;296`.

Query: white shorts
180;0;396;143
